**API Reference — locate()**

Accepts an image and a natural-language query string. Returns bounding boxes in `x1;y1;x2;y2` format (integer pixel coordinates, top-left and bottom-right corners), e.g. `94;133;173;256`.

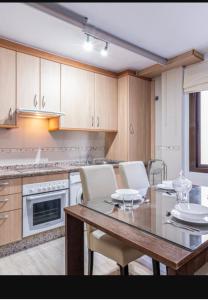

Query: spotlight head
83;34;93;52
101;42;108;57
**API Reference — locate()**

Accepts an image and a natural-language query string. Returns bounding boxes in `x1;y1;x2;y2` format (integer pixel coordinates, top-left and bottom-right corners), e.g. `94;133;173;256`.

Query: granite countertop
0;161;120;180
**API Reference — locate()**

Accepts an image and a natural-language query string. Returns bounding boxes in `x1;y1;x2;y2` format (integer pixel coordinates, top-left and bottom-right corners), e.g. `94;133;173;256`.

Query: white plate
111;193;142;202
175;203;208;217
157;180;174;191
115;189;139;196
171;209;208;224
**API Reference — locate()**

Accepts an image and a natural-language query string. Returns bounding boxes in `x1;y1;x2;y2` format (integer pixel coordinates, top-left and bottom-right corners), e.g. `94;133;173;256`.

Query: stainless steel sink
91;159;122;165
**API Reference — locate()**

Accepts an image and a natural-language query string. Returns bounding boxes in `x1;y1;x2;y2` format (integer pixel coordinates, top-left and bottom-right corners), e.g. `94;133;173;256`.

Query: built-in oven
23;179;69;237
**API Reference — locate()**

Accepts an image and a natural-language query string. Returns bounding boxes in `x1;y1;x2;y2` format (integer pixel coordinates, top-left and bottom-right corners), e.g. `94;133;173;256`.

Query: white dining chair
119;161;150;190
119;161;161;275
80;164;144;276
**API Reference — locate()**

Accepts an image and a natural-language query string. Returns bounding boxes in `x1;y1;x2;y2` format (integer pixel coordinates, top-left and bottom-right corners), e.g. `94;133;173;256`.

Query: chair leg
118;264;129;276
88;249;94;275
152;259;160;275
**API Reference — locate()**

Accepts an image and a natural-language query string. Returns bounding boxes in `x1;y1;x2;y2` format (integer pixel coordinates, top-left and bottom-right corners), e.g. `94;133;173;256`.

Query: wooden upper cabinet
0;48;16;126
106;75;151;163
60;65;95;129
17;53;40;110
95;74;118;131
40;59;61;112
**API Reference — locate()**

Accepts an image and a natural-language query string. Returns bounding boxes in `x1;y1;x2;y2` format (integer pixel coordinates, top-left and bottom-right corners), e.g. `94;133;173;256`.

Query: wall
154;76;162;159
0;117;105;165
155;64;208;186
154;67;183;180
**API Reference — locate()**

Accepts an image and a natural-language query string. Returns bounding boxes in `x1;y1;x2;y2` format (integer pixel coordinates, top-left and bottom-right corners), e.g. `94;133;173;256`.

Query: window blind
184;60;208;93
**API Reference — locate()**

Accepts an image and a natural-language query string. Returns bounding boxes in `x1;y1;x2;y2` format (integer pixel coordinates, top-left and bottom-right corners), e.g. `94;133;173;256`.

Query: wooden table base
65;205;208;275
65;213;84;275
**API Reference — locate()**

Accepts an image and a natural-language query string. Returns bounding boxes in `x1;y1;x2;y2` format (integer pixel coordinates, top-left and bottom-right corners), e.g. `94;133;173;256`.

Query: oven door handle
26;190;67;201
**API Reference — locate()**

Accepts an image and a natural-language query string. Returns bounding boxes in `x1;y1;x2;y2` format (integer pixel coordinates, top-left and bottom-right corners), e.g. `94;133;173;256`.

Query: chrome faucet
86;148;94;165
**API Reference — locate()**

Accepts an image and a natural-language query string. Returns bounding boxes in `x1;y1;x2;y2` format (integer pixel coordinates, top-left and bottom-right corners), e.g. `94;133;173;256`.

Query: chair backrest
119;161;150;190
80;165;118;202
80;165;118;247
147;159;167;185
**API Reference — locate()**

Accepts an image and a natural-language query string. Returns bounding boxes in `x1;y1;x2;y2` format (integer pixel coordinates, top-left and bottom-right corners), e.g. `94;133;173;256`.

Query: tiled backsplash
0;118;105;164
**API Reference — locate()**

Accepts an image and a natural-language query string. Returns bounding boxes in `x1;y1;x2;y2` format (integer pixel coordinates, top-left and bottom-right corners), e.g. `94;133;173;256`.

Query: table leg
65;213;84;275
166;265;194;275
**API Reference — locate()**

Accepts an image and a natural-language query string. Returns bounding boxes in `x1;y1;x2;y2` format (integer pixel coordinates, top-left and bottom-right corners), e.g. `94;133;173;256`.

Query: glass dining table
64;185;208;275
81;185;208;251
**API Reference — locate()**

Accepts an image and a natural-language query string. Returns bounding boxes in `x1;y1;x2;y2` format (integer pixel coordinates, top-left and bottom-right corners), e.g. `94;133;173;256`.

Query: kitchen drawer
0;209;22;246
0;194;22;213
0;178;21;196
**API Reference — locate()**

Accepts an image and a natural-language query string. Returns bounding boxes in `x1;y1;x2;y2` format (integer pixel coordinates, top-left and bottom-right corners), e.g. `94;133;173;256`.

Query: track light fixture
100;42;108;57
83;34;93;51
83;33;109;57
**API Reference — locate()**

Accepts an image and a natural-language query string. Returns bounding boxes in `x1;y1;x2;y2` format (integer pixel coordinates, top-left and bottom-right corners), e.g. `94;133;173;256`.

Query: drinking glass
122;195;134;211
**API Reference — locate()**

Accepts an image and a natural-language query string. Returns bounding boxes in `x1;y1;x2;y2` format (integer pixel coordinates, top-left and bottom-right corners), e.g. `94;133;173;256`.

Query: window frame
189;92;208;173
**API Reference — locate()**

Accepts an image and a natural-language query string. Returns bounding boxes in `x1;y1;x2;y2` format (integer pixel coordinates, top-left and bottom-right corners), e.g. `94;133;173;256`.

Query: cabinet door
17;53;40;110
0;48;16;125
128;76;151;162
61;65;94;129
0;209;22;246
40;59;60;112
95;74;118;131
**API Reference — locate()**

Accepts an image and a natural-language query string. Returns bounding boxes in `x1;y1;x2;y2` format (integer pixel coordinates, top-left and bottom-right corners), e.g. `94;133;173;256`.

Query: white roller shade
184;60;208;93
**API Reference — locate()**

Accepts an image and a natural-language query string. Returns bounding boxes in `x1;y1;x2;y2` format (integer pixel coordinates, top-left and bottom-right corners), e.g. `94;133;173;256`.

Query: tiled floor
0;237;166;275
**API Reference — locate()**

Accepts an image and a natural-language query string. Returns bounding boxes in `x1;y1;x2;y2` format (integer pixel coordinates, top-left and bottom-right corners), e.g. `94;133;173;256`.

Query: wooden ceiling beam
137;49;204;78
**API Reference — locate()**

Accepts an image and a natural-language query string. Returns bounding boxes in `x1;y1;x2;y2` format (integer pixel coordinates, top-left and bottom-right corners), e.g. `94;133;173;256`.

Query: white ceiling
0;3;155;72
61;2;208;57
0;3;208;72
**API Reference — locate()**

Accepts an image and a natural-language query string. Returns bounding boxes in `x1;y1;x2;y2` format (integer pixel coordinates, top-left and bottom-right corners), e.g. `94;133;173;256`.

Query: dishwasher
69;172;87;230
69;172;83;206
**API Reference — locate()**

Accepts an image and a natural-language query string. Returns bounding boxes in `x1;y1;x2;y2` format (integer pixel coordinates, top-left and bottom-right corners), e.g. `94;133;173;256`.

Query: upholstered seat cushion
89;230;143;267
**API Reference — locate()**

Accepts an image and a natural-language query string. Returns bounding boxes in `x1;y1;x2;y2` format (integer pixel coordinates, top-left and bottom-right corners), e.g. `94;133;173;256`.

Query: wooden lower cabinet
0;209;22;246
0;193;22;213
0;178;21;196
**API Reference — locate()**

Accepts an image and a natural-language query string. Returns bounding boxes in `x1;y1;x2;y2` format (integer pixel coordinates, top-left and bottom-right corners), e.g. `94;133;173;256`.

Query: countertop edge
0;164;119;180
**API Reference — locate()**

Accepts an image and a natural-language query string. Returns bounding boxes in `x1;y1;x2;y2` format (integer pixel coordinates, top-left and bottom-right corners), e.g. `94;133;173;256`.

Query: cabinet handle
9;108;13;121
91;116;94;127
34;94;38;108
0;182;9;187
42;96;46;108
0;198;8;203
129;123;134;135
0;213;8;220
97;117;99;127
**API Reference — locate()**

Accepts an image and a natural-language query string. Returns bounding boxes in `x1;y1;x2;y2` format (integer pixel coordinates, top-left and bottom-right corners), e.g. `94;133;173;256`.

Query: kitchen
1;2;208;283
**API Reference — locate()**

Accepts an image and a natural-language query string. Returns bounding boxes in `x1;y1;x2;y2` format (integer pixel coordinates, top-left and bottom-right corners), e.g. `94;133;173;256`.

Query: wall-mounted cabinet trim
48;117;118;132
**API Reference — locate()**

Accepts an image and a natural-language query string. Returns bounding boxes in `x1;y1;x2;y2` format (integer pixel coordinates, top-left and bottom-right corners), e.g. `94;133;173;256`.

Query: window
189;91;208;172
